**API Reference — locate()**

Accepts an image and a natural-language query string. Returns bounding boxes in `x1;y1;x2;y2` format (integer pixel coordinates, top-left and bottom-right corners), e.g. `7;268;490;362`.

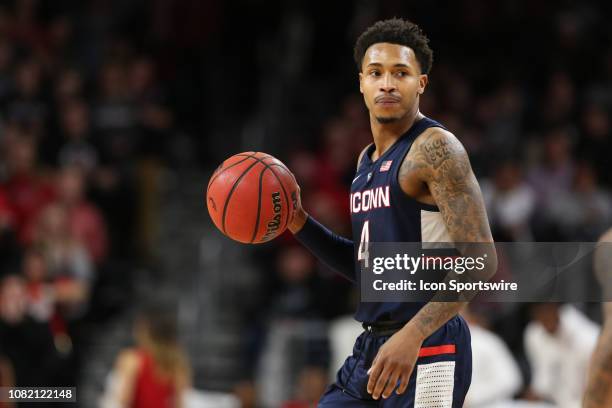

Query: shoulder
403;127;471;181
115;348;141;373
412;127;468;167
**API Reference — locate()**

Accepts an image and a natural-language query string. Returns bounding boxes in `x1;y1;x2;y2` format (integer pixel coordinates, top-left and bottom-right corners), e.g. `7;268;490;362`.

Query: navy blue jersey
351;116;450;322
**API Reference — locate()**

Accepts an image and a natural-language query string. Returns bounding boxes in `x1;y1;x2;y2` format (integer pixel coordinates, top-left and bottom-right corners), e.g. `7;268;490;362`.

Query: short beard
375;116;400;124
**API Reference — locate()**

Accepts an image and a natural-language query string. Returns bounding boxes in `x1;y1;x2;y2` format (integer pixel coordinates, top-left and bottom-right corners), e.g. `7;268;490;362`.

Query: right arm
287;146;372;283
109;349;140;408
289;198;355;283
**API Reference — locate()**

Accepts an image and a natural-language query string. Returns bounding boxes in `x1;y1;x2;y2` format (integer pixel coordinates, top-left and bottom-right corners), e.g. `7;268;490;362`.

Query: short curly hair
354;18;433;74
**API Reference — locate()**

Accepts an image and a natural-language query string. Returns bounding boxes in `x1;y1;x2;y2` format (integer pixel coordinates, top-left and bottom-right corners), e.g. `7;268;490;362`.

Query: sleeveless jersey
132;350;177;408
350;116;451;322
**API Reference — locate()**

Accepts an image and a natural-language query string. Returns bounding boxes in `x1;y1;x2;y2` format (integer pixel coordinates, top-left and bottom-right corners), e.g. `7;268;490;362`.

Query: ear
359;72;364;94
418;74;428;95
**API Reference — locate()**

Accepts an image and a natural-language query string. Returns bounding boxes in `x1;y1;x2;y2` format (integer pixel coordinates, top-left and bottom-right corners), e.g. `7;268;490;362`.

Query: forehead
362;42;418;68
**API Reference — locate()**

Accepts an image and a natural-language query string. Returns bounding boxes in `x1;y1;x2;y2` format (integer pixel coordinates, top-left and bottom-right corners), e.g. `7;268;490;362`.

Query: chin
375;115;401;124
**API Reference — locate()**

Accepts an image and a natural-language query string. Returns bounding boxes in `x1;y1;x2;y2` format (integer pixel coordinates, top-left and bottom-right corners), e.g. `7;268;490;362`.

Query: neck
369;105;422;161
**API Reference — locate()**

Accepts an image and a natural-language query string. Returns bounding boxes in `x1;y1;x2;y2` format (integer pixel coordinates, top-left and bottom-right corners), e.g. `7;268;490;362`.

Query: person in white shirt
463;308;522;407
524;303;599;408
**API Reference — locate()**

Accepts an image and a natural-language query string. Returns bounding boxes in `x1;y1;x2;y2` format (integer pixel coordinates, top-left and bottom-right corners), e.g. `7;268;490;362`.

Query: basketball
206;152;298;244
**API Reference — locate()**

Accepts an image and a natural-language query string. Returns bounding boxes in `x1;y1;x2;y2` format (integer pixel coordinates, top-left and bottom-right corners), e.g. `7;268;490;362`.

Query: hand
288;185;308;234
367;324;425;400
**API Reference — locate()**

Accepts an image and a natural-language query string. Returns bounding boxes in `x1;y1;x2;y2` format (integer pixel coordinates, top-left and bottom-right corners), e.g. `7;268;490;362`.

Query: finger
396;365;414;395
382;368;401;399
366;359;383;394
372;364;395;400
368;354;379;373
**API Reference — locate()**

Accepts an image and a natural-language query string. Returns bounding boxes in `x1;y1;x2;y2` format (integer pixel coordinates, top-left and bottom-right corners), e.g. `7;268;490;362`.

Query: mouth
375;95;401;106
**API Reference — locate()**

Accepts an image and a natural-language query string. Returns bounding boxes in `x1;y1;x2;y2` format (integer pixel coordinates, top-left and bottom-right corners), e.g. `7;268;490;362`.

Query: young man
584;228;612;408
288;18;495;407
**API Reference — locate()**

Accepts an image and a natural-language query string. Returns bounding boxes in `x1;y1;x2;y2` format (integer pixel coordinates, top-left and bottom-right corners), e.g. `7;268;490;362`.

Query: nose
379;73;396;93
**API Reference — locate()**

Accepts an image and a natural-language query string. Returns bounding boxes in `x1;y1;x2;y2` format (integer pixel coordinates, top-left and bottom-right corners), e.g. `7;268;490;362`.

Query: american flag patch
380;160;392;172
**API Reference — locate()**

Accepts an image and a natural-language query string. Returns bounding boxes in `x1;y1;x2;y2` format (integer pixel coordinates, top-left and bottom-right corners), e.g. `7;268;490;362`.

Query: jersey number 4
357;220;370;267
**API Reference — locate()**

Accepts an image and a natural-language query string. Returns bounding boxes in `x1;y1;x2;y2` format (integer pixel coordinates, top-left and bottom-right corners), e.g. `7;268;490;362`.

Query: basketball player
288;18;495;407
584;228;612;407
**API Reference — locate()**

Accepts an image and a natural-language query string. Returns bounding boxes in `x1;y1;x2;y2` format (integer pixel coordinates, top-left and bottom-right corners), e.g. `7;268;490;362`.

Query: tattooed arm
584;229;612;408
366;129;496;400
410;129;492;242
403;128;496;334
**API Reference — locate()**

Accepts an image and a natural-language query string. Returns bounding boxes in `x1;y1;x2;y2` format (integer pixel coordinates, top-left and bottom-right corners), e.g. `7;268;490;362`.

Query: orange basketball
206;152;298;244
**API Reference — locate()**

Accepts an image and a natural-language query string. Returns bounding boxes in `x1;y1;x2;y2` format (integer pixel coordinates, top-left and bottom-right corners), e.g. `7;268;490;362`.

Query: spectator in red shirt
55;165;108;263
1;130;55;244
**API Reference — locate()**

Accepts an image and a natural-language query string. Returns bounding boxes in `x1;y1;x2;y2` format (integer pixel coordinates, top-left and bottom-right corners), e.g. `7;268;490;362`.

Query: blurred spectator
93;62;138;162
41;15;76;72
483;81;525;154
540;72;576;127
547;162;612;240
100;305;191;408
288;151;318;194
53;67;84;105
21;244;80;358
57;100;99;173
577;104;611;187
0;275;71;388
528;127;576;208
524;303;599;408
257;259;330;408
6;59;46;131
131;56;172;129
327;313;363;380
268;246;325;319
7;0;44;51
33;204;92;316
55;165;108;263
22;247;54;322
481;160;536;241
527;127;576;239
316;118;354;192
282;366;328;408
463;308;522;407
1;130;55;244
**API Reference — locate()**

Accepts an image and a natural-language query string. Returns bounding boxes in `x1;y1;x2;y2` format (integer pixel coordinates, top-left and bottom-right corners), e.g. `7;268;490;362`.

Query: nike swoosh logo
352;174;361;184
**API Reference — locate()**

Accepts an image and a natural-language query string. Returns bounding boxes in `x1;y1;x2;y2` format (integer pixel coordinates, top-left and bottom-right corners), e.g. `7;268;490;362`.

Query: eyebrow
366;63;411;68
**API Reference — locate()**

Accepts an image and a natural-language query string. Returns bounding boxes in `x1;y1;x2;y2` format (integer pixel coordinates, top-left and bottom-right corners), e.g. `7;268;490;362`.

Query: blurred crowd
0;0;174;398
0;0;611;407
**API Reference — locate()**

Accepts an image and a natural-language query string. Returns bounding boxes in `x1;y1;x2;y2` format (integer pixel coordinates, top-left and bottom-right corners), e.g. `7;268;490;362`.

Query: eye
395;71;408;77
369;70;381;77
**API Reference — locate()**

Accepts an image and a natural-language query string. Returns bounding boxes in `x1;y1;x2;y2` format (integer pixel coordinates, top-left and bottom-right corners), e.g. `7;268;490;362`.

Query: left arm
407;129;496;333
367;129;497;400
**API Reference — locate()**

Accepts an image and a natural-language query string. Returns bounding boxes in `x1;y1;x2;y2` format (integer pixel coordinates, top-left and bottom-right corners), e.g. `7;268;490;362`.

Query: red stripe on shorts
418;344;456;357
